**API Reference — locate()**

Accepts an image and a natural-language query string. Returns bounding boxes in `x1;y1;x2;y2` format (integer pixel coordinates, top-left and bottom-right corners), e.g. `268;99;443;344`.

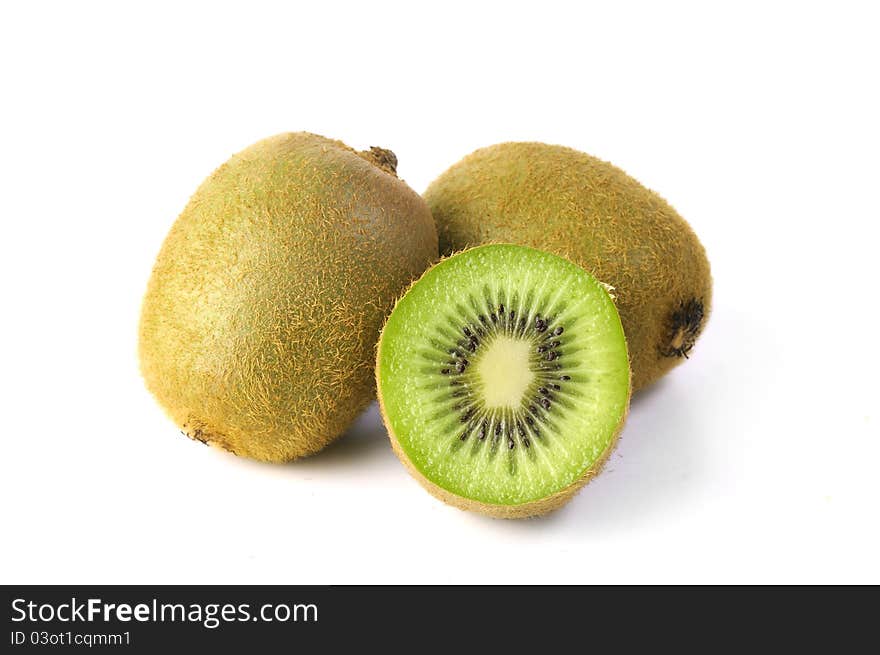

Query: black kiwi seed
431;294;581;463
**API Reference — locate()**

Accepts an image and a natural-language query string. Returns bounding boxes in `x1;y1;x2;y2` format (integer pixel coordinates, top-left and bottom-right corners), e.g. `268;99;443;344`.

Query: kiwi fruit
424;142;712;392
139;132;438;462
376;244;631;518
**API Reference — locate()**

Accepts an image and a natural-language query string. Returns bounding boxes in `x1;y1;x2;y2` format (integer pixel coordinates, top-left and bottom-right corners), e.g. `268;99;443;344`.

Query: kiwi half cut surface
376;244;631;518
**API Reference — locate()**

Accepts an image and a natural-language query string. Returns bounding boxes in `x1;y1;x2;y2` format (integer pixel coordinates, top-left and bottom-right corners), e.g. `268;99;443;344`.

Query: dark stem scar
660;298;705;358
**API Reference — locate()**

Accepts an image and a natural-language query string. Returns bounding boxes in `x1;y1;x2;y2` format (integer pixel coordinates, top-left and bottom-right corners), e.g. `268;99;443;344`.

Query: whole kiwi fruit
139;132;438;462
424;142;712;392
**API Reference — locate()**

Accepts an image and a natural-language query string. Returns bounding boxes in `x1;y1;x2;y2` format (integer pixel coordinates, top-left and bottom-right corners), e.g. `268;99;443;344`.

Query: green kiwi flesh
376;244;631;518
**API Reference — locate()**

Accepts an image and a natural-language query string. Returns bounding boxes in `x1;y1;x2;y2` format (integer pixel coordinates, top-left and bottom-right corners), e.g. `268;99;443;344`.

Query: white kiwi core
473;336;535;409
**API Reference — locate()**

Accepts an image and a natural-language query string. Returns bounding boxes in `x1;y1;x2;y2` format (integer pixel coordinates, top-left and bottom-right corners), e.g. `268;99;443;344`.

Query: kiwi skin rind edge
375;244;632;519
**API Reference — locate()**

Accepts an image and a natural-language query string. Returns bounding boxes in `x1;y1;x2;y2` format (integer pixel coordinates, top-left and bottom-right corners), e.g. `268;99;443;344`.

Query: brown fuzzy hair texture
375;247;632;519
139;132;438;462
424;142;712;392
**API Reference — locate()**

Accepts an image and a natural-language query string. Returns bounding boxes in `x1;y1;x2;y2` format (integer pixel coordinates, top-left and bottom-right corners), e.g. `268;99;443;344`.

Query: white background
2;2;878;584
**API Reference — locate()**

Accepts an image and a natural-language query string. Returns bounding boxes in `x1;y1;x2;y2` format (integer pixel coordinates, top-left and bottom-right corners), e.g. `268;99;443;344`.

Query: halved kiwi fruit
376;244;631;518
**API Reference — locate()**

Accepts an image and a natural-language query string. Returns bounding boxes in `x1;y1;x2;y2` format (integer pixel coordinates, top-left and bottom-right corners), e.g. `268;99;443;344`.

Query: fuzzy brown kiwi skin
424;142;712;392
139;132;438;462
374;249;632;519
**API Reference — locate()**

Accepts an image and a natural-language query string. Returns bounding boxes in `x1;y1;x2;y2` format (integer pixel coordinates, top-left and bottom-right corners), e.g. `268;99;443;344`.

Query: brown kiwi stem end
660;297;706;359
360;146;398;176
